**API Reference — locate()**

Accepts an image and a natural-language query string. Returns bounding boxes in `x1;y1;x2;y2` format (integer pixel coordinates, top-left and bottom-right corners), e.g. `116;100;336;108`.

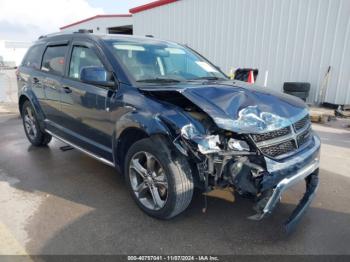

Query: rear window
41;45;67;76
22;45;44;70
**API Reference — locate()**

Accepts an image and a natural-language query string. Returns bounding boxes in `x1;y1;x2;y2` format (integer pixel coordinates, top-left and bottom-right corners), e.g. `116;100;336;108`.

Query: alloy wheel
23;106;37;141
129;151;168;210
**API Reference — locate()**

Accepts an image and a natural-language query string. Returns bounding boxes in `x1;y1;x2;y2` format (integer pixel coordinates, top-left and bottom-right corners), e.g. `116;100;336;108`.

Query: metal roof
60;14;132;30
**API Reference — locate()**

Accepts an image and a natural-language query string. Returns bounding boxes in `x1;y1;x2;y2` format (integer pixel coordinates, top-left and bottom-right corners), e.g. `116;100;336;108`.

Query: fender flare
112;110;179;168
18;89;46;130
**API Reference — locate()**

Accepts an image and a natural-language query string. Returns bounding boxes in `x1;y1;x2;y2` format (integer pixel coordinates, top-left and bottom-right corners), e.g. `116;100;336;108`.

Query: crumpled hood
140;81;308;134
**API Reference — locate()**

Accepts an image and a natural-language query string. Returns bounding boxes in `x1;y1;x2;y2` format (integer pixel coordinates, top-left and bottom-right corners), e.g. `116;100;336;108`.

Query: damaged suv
18;33;320;231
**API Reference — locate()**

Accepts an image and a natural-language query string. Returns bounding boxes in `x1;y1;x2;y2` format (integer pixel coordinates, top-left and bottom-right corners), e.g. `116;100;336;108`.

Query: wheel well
116;128;149;170
18;95;29;116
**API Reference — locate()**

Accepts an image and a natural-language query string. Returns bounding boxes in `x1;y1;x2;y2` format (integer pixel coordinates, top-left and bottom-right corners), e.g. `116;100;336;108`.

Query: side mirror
80;67;116;89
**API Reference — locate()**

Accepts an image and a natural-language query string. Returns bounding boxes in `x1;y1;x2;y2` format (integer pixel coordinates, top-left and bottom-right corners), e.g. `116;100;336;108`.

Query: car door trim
45;129;115;167
44;119;113;154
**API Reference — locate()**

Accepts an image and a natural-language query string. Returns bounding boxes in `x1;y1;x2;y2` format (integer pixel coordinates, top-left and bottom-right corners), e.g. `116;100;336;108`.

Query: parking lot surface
0;113;350;255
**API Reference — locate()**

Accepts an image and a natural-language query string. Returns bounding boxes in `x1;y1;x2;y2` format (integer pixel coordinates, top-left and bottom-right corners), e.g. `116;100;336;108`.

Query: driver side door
58;41;116;162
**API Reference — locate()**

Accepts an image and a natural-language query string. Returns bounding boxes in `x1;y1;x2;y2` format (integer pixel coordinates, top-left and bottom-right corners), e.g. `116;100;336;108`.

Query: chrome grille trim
251;127;291;142
295;122;311;133
260;140;296;158
294;115;310;131
251;114;312;159
256;131;294;147
297;128;312;147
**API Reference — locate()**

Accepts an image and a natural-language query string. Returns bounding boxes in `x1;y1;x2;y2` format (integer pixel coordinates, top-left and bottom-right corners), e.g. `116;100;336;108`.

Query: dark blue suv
17;32;320;231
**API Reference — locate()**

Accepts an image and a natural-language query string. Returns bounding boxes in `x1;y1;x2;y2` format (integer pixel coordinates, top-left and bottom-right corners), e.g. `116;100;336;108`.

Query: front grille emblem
291;127;299;148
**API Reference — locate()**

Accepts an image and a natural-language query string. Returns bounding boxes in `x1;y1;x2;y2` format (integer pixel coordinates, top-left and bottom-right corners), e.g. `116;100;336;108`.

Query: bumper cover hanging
248;135;321;232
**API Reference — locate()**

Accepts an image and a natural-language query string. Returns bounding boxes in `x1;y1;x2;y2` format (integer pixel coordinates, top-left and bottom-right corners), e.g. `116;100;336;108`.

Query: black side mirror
80;67;116;89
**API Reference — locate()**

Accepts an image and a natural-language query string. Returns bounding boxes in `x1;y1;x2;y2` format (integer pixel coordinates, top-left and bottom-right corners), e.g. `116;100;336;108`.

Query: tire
283;82;311;92
22;100;52;146
124;136;194;219
284;91;309;101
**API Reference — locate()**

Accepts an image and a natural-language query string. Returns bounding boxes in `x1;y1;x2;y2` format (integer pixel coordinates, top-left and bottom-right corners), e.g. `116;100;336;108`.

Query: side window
41;45;67;75
69;46;104;80
22;45;44;70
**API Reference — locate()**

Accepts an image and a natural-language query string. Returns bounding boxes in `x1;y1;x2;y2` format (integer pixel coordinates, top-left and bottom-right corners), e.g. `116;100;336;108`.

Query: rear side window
22;45;44;70
41;45;67;75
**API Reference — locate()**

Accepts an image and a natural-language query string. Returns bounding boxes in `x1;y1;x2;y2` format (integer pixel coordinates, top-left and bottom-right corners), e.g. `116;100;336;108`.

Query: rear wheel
125;137;194;219
22;100;52;146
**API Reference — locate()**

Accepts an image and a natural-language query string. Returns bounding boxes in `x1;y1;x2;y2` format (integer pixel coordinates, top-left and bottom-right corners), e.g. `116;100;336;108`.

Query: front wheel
22;100;52;146
124;137;194;219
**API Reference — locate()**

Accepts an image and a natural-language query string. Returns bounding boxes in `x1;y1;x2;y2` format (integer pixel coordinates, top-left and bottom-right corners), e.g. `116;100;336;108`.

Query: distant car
17;32;320;231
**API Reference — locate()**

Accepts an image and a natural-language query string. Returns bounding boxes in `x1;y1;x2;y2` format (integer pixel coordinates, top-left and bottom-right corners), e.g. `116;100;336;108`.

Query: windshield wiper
188;76;226;81
137;78;181;83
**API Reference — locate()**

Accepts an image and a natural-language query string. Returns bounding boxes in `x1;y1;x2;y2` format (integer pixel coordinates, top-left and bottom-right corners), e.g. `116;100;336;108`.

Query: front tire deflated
124;136;194;219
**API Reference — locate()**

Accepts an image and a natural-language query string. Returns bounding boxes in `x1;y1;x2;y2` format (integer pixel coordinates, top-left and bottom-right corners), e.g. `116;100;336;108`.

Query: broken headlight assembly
227;138;250;152
180;124;250;154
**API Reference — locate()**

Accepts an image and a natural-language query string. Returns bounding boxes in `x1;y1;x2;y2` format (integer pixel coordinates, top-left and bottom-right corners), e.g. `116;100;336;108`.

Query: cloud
0;0;104;41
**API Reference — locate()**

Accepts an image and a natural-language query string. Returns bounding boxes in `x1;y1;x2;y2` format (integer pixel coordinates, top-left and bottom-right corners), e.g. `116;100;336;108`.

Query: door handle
62;86;72;94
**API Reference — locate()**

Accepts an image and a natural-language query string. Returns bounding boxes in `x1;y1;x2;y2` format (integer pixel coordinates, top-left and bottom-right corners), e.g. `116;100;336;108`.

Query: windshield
105;39;227;83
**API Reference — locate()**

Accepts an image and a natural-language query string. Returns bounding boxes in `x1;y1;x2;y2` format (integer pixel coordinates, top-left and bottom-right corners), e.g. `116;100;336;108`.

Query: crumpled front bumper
250;134;321;232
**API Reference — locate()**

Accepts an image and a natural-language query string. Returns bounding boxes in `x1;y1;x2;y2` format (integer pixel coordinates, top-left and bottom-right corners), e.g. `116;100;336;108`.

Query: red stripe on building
129;0;178;14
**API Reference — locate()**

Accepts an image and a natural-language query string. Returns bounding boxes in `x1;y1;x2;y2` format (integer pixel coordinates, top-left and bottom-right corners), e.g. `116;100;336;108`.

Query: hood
140;81;308;134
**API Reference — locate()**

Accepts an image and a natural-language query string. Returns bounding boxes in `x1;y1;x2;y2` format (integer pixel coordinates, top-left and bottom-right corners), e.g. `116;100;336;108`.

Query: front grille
297;129;311;147
251;127;291;142
294;114;310;131
251;114;312;159
260;140;296;157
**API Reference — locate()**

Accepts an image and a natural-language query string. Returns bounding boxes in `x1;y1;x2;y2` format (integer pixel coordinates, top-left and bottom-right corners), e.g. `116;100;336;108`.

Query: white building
61;0;350;105
0;40;32;66
60;14;133;35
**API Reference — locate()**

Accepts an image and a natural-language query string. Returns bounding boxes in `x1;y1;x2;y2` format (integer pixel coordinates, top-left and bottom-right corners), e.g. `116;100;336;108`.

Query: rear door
18;44;45;108
59;40;115;161
40;42;69;124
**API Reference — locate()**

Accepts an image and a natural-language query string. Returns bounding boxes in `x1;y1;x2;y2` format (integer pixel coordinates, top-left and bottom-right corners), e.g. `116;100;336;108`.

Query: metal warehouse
61;0;350;105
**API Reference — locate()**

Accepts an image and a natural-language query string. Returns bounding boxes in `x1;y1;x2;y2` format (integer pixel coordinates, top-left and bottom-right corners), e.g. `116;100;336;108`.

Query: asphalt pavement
0;113;349;255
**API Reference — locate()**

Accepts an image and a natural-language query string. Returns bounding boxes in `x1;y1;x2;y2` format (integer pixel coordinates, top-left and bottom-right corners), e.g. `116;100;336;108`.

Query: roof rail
37;31;67;40
74;29;93;34
37;29;92;40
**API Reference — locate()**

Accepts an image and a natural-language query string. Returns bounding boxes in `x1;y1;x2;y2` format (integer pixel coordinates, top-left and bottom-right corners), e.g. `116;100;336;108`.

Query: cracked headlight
181;124;250;154
228;138;250;151
181;124;221;154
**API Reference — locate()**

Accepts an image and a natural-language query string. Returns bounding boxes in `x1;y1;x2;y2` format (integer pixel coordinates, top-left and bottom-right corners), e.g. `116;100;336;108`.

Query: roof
60;1;178;30
36;32;174;45
129;0;178;14
60;14;132;30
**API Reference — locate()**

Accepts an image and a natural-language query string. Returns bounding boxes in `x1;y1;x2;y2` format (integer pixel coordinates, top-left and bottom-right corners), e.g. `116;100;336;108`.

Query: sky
0;0;153;42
